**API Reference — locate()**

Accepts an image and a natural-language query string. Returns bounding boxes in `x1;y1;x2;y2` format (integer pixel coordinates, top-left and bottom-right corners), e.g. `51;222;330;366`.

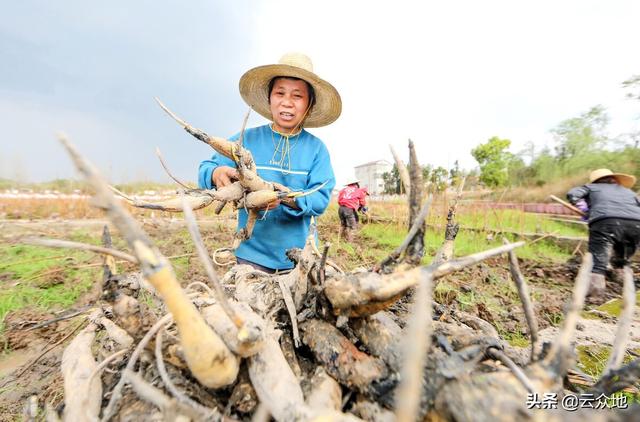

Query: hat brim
239;64;342;128
613;173;637;188
594;173;637;188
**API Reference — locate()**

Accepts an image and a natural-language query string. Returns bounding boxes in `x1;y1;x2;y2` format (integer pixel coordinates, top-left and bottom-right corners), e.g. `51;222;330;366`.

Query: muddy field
1;209;639;420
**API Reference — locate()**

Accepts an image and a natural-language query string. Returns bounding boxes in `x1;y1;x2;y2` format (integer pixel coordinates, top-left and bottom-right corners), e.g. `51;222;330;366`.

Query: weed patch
596;292;640;317
0;243;96;336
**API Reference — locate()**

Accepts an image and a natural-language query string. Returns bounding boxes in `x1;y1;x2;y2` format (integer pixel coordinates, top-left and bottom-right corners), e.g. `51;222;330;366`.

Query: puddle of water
0;341;45;379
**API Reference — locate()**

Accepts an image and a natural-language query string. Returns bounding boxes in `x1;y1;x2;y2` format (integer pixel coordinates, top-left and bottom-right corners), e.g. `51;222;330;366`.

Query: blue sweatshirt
198;124;336;270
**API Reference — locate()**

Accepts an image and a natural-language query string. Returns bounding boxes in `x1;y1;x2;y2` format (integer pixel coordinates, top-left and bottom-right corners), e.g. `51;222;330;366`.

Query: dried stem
429;241;526;279
237;108;252;147
432;177;466;265
394;273;434;422
486;348;536;394
317;242;330;286
23;237;137;263
543;253;592;368
101;314;173;421
505;244;539;362
186;281;216;298
325;242;525;316
309;222;343;274
405;139;425;265
389;144;410;193
58;135;156;264
214;200;227;214
127;371;209;421
101;224;118;283
155;97;190;128
126;371;177;413
603;265;635;375
107;184;136;202
180;194;242;327
155;147;193;189
277;277;301;347
592;357;640;395
60;136;240;389
86;349;129;398
25;306;91;332
109;185;214;213
377;195;433;270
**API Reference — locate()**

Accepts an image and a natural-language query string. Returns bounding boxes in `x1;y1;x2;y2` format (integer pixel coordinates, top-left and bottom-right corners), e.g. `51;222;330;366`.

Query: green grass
501;330;530;348
596;292;640;317
172;256;191;280
575;344;640;406
577;345;612;379
0;224;205;344
137;289;160;312
361;222;572;265
455;208;587;238
0;239;98;338
433;280;458;303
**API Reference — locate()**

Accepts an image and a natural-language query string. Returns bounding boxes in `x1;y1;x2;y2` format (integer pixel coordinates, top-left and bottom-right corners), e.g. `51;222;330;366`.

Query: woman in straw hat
567;168;640;303
198;53;341;273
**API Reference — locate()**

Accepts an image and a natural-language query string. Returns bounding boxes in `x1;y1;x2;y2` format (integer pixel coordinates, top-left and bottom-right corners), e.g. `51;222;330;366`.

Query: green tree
552;105;609;162
449;160;462;187
471;136;512;187
505;153;528;186
529;147;557;185
382;164;402;194
421;164;432;184
429;166;449;191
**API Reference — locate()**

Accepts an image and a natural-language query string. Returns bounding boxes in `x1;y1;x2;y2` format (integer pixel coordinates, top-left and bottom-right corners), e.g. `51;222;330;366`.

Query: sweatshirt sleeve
198;153;236;189
198;132;240;189
281;142;336;218
567;185;590;204
359;192;367;207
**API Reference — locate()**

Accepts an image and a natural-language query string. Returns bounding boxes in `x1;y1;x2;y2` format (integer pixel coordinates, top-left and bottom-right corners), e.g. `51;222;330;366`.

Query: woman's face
269;77;311;133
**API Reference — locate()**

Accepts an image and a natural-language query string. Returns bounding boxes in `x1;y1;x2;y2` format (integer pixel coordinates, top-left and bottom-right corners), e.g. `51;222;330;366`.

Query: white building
354;160;393;196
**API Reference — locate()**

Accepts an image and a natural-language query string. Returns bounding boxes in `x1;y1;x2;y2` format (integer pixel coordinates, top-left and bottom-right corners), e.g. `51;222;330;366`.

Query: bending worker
337;179;367;241
567;168;640;303
198;53;340;273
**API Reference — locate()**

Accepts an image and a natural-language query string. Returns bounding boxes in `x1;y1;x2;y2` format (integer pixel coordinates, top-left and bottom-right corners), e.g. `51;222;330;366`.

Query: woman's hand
212;166;239;188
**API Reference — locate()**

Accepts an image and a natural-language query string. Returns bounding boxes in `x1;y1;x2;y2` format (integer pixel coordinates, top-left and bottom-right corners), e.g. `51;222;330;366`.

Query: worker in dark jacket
567;168;640;302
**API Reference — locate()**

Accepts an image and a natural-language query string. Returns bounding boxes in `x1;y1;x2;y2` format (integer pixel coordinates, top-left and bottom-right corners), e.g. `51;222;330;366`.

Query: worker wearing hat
198;53;340;272
567;168;640;303
338;178;368;241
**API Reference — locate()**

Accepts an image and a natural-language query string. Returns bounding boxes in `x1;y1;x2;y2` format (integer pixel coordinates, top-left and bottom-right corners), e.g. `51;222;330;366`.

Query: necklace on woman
269;124;301;169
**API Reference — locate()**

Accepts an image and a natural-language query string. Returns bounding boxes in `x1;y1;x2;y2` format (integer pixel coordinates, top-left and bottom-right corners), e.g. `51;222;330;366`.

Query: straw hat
345;178;360;186
239;53;342;128
589;168;636;188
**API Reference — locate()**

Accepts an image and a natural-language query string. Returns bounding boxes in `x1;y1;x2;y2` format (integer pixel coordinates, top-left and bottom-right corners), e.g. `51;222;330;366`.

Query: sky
1;1;639;186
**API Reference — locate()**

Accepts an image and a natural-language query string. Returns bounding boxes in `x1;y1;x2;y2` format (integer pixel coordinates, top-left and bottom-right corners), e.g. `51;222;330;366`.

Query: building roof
354;159;392;169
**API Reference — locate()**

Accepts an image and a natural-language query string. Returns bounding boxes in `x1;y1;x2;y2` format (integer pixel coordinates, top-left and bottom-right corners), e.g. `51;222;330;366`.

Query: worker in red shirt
338;179;367;241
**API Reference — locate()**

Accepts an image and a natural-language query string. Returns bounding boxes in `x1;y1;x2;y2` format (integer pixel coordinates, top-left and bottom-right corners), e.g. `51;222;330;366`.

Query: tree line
381;74;640;193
